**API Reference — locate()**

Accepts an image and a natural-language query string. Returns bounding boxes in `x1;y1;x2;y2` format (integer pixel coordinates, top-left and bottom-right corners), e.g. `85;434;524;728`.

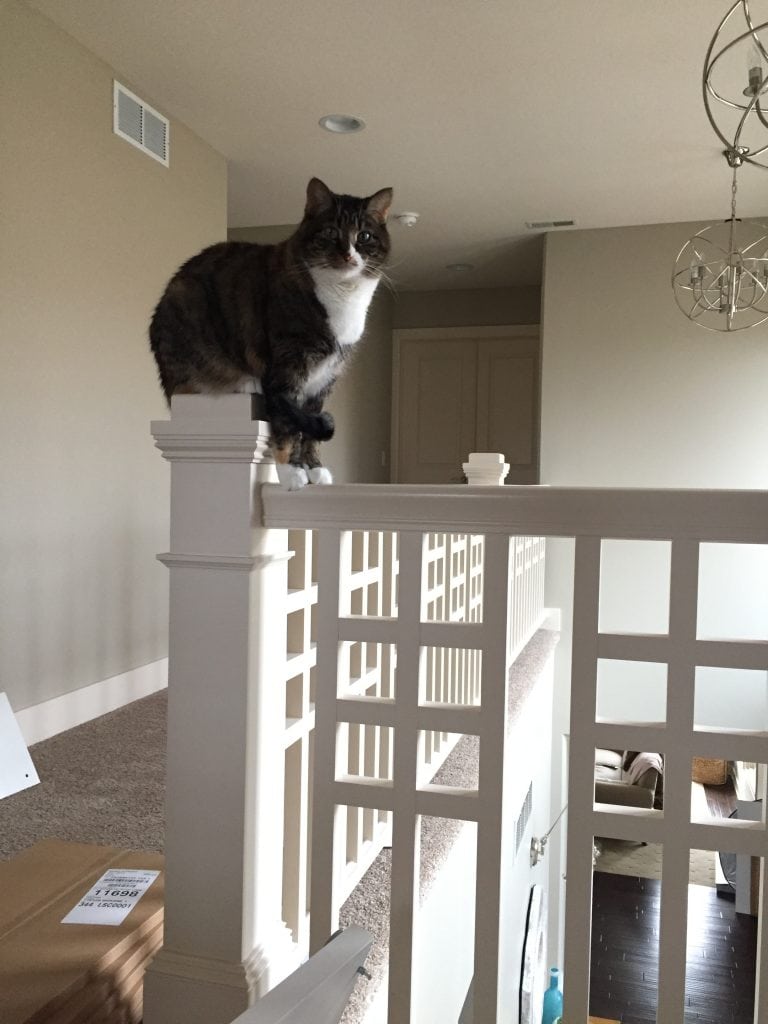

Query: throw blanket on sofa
626;751;663;785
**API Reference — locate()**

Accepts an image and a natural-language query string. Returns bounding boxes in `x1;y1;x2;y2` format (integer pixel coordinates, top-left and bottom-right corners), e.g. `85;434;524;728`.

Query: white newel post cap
463;452;509;486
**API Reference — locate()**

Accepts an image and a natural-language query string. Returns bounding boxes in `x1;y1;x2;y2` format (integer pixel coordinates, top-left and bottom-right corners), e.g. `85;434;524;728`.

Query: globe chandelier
673;1;768;331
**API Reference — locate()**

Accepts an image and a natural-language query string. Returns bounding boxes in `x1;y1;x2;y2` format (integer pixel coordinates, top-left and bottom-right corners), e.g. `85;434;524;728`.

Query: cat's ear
366;187;393;224
305;178;334;217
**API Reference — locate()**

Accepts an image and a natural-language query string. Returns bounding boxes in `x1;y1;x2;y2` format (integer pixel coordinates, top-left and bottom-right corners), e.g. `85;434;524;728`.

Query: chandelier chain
731;163;738;221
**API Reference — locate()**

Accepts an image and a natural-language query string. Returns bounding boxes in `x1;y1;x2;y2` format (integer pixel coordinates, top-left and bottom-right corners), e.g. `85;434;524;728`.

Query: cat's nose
342;251;354;263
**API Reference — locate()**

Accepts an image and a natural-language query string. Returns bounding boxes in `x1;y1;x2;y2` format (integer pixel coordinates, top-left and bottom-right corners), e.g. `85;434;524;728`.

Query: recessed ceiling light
319;114;365;134
446;262;474;272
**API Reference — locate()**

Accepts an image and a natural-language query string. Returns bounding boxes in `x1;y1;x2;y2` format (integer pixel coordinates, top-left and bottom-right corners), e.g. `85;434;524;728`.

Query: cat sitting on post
149;177;393;490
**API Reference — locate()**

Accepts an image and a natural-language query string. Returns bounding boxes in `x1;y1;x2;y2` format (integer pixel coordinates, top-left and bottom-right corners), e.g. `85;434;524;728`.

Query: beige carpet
595;840;717;886
595;783;717;886
0;691;167;860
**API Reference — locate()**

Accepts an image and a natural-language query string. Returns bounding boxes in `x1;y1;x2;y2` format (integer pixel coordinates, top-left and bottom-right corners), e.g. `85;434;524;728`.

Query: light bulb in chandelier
704;1;768;168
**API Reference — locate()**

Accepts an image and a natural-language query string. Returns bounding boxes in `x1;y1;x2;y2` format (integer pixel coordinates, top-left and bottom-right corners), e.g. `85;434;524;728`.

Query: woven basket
691;756;728;785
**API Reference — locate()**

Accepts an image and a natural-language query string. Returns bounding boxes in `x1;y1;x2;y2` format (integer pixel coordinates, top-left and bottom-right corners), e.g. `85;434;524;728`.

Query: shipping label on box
62;868;160;926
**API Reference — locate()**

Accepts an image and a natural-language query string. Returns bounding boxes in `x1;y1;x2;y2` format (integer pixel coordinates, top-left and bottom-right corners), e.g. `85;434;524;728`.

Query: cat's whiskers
371;265;399;295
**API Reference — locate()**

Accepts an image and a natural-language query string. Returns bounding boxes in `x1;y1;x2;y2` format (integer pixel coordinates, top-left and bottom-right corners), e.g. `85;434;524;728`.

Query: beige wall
541;223;768;488
1;1;227;713
228;224;296;246
392;286;540;329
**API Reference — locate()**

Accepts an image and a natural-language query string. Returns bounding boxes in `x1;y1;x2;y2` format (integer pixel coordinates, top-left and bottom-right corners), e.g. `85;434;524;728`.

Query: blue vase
541;966;563;1024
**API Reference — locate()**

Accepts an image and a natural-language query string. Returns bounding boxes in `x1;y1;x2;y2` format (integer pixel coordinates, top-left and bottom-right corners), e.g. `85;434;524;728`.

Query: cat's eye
320;226;338;240
357;230;373;243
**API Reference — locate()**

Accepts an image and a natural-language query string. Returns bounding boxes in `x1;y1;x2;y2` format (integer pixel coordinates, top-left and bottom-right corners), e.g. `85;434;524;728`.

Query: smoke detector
319;114;365;133
393;212;419;227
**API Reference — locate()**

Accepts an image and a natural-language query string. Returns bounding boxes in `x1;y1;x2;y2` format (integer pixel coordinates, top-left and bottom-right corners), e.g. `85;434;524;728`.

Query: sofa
594;749;664;810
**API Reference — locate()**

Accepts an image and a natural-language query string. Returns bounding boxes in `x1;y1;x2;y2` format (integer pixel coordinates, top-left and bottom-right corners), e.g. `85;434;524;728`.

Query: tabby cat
149;177;393;489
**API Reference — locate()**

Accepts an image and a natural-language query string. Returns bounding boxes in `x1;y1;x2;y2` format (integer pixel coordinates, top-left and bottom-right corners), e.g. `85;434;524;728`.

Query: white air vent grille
113;81;169;166
525;219;575;230
515;782;533;857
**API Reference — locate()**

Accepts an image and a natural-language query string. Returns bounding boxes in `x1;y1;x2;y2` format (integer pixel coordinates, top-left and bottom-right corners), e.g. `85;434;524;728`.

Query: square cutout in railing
685;849;759;1021
697;543;768;642
599;539;671;636
694;666;768;733
594;748;664;814
287;528;317;591
411;815;477;1023
337;641;397;700
596;659;667;724
285;672;304;722
419;646;482;708
418;731;479;793
590;844;662;1022
341;530;398;620
421;533;484;625
338;723;394;784
690;759;765;828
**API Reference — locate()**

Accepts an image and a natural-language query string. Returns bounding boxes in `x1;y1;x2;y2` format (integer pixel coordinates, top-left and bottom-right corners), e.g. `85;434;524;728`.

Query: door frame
390;324;541;483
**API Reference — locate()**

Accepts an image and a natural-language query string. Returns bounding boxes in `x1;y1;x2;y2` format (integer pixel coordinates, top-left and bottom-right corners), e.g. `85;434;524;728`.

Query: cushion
595;748;623;770
595;763;621;782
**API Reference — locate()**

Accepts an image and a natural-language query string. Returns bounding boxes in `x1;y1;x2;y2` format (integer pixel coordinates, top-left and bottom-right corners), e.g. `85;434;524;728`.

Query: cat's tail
266;394;335;442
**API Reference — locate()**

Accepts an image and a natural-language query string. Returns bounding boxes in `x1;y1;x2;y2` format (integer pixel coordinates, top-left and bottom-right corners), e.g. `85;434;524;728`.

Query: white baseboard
15;658;168;747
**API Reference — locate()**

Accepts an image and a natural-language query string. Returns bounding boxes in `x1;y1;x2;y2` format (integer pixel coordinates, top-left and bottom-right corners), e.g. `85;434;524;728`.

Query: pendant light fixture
673;1;768;331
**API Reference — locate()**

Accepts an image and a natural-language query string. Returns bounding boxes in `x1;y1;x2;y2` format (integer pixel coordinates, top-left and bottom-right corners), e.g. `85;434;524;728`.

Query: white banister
145;399;768;1023
229;927;372;1024
144;395;298;1024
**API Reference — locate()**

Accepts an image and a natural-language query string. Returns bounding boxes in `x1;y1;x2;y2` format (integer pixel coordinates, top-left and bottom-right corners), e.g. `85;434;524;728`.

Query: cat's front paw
307;466;333;485
276;463;309;491
306;411;334;442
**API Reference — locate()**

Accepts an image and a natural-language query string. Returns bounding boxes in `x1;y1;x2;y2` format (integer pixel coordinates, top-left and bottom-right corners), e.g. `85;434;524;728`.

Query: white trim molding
15;658;168;747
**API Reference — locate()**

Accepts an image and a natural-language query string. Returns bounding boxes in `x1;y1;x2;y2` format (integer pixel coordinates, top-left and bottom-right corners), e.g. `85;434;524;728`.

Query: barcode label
62;867;160;927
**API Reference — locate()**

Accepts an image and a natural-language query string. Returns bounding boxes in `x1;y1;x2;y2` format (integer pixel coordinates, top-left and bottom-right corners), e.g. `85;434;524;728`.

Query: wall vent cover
113;81;169;166
525;219;575;230
515;781;533;858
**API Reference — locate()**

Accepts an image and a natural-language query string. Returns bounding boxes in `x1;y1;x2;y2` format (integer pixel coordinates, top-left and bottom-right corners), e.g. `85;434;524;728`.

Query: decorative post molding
143;395;298;1024
463;451;510;486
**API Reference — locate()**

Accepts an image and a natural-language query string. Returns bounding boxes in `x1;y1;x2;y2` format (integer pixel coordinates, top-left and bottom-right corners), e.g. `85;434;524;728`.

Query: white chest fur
310;267;380;347
303;353;341;398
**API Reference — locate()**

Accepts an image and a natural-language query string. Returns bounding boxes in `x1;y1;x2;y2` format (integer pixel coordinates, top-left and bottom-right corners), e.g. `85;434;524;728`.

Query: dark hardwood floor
704;778;738;819
590;871;757;1024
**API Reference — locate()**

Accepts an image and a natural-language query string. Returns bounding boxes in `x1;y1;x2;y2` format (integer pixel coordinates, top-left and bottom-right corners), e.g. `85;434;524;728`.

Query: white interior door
393;329;540;484
396;337;477;484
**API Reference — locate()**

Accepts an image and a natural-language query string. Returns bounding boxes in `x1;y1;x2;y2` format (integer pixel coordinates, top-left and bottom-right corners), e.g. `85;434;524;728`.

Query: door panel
476;337;539;484
398;339;477;483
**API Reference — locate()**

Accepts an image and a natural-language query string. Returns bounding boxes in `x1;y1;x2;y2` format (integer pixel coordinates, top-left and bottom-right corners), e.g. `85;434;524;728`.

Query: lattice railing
263;482;768;1024
565;529;768;1024
280;524;544;952
152;398;766;1024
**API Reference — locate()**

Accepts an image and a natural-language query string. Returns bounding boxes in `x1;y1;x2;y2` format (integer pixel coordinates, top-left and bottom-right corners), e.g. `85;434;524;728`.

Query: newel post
143;395;298;1024
463;451;510;486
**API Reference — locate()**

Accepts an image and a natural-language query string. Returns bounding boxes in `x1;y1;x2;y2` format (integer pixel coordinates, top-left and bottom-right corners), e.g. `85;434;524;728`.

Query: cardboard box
0;839;164;1024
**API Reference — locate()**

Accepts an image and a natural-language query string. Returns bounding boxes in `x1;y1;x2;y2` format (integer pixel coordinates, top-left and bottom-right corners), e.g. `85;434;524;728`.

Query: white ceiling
28;0;768;291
